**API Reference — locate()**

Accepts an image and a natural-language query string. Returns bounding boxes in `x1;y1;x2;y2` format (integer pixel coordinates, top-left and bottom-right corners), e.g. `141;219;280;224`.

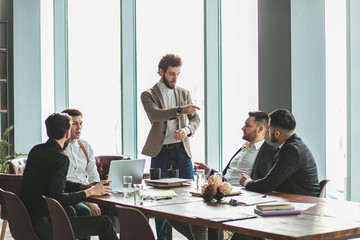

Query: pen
155;197;173;201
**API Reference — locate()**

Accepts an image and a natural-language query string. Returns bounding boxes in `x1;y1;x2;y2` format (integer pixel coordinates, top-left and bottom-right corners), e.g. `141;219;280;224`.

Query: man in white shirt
169;111;275;240
196;111;275;185
61;109;101;222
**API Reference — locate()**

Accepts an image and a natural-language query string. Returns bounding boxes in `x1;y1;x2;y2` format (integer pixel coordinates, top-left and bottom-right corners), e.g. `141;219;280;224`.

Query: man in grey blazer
240;109;320;197
141;53;200;240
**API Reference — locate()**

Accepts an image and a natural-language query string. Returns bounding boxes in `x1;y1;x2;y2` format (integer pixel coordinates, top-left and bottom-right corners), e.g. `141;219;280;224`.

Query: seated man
240;109;320;197
20;113;118;240
62;109;101;218
169;111;276;240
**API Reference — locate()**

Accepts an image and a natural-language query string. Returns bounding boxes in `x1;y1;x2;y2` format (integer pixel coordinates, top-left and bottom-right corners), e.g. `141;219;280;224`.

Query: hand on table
240;173;251;186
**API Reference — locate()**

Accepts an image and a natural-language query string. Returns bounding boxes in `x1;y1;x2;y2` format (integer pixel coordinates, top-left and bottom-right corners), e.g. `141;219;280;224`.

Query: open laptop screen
107;159;145;192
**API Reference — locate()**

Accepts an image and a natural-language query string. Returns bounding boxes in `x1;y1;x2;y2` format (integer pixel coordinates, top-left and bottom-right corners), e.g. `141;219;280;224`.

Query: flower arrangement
0;125;26;173
201;175;232;202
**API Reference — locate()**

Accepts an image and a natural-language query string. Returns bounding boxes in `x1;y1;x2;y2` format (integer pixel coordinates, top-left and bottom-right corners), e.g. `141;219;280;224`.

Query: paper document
144;189;177;197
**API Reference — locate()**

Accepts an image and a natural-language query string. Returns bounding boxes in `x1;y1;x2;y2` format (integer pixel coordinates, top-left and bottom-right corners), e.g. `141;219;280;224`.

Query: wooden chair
116;205;155;240
43;196;76;240
0;173;23;240
319;179;330;198
0;189;40;240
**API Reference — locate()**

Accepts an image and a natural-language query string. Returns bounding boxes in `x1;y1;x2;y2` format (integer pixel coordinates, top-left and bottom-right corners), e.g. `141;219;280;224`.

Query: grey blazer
141;83;200;158
245;133;320;197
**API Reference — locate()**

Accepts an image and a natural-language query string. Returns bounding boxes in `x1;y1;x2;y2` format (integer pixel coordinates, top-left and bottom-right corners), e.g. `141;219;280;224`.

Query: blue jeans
151;143;194;240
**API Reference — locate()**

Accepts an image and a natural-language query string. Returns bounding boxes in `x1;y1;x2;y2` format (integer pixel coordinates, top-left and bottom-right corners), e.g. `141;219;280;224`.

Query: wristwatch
176;106;182;115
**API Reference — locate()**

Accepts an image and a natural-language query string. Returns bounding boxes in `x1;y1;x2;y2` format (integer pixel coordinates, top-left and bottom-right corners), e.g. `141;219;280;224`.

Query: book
254;208;301;216
256;203;295;211
145;178;192;188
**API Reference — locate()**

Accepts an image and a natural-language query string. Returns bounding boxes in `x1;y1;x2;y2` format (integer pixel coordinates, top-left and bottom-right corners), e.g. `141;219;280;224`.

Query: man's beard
162;74;175;89
242;132;256;143
63;139;70;150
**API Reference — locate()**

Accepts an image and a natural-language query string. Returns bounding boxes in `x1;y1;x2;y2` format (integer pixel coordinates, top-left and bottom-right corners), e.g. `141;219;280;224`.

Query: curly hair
157;53;182;75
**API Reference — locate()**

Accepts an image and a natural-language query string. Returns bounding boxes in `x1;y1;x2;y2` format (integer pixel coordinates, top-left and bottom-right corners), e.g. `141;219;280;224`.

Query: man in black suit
20;113;119;240
168;111;276;240
240;109;320;197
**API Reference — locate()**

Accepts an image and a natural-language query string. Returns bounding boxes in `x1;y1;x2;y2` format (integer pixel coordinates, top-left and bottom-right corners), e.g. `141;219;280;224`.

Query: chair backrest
0;189;40;240
116;205;155;240
95;155;131;180
0;174;23;220
9;158;27;175
319;179;330;198
43;196;76;240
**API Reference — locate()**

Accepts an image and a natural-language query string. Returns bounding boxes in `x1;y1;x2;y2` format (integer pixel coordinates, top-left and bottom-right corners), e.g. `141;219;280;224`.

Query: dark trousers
151;143;194;240
72;202;91;240
32;215;118;240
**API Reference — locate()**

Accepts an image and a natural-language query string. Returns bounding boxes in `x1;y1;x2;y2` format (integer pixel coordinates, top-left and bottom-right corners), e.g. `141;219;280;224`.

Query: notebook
107;159;145;192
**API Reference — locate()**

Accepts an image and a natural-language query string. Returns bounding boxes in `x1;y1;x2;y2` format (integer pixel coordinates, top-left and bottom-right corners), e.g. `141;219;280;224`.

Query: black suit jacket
245;133;320;197
210;141;275;181
20;139;86;220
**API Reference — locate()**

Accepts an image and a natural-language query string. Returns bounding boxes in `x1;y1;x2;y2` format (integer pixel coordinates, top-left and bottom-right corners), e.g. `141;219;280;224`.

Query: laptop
107;159;145;192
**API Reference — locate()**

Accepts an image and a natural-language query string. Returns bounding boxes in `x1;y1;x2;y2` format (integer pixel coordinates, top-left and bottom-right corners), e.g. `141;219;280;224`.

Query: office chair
43;196;76;240
0;189;40;240
0;173;23;240
116;205;155;240
319;179;330;198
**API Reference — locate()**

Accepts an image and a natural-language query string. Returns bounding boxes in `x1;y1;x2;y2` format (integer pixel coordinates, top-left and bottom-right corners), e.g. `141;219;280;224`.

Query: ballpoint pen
155;197;173;201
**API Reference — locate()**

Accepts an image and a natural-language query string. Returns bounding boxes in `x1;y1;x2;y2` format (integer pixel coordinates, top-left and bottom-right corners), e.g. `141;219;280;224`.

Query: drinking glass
123;175;133;198
195;169;205;191
133;183;144;206
214;172;223;181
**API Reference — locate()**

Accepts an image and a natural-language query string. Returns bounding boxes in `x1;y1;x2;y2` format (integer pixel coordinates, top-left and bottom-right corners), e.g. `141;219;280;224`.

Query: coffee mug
150;168;161;180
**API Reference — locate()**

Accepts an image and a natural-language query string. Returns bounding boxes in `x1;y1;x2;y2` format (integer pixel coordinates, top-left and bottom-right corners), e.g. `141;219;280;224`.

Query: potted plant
0;125;26;173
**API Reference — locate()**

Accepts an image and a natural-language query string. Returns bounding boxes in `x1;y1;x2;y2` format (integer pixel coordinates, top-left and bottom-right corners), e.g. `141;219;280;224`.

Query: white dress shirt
225;139;265;186
64;139;100;184
158;81;181;145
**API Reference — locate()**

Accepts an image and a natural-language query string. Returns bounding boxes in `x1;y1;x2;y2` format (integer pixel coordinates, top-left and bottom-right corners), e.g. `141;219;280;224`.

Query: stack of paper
254;203;301;216
145;178;192;187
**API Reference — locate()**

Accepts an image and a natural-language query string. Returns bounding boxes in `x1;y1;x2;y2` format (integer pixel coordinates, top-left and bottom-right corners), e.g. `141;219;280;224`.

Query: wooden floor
0;218;186;240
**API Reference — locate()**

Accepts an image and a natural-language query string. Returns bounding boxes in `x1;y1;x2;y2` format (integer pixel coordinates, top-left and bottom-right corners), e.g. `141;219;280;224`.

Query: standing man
61;109;101;220
240;109;320;197
20;113;118;240
169;111;275;240
141;53;200;240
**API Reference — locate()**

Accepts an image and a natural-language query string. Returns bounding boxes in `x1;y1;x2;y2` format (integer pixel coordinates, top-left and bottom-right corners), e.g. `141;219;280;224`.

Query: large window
325;0;347;199
136;0;205;170
221;0;259;169
67;0;121;155
40;0;54;141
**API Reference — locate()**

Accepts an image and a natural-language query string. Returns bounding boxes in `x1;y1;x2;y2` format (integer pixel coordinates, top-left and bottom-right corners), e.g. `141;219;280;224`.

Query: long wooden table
88;182;360;240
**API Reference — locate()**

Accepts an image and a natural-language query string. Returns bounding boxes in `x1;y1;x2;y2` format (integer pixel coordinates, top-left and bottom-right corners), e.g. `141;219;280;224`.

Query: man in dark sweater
20;113;118;240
